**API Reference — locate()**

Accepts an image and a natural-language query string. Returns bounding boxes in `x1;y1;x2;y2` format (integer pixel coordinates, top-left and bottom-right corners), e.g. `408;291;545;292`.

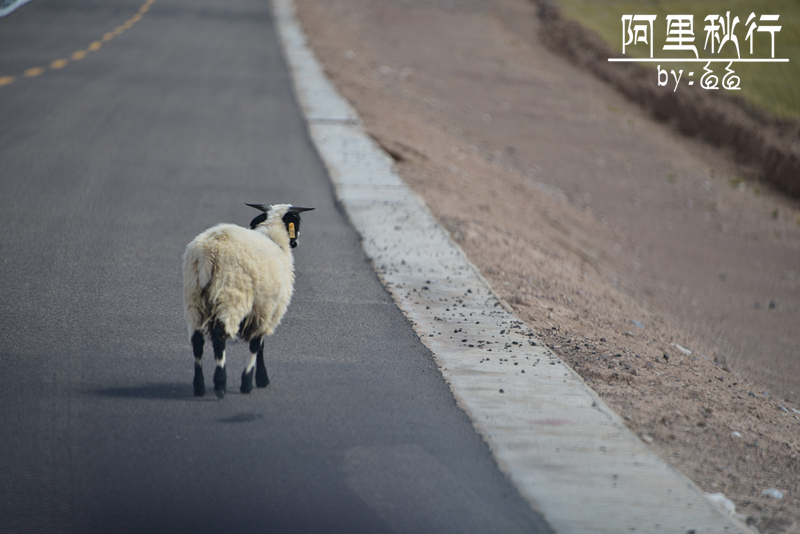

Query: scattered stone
731;431;742;438
639;433;654;443
762;488;784;499
630;319;645;329
769;299;778;310
671;343;691;355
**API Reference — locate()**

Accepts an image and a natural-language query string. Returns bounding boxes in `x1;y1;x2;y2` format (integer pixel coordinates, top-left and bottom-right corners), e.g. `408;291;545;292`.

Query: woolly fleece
183;204;295;341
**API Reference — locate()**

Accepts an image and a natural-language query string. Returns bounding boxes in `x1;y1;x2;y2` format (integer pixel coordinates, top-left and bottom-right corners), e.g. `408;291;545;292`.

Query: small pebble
762;488;783;499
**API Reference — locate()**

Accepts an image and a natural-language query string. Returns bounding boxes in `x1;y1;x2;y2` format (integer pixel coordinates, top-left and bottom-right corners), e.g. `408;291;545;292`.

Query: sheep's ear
245;203;268;212
249;213;267;229
246;203;269;229
288;206;314;214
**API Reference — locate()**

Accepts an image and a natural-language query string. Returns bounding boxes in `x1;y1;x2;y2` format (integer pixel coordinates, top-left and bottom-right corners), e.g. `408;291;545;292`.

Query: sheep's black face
246;204;313;247
283;211;302;248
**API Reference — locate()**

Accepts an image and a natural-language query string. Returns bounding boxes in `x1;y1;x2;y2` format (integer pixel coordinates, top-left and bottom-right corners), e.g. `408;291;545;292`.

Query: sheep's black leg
255;339;269;388
211;322;227;399
191;330;205;397
240;337;261;394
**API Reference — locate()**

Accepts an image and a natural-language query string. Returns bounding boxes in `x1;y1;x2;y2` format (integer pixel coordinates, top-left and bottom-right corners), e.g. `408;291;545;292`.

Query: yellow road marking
1;0;156;89
23;67;45;77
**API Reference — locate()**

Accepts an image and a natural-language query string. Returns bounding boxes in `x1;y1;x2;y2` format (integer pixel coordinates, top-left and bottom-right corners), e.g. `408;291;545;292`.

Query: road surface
0;0;553;532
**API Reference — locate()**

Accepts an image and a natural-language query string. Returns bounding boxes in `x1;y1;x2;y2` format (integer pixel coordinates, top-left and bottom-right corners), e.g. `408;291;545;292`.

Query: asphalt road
0;0;554;532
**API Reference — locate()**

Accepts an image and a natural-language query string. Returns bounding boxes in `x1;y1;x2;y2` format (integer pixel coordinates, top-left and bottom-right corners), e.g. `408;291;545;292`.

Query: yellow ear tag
288;222;296;239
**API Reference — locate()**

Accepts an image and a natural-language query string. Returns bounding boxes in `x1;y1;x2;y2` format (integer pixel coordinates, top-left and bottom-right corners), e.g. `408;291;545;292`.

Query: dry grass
554;0;800;122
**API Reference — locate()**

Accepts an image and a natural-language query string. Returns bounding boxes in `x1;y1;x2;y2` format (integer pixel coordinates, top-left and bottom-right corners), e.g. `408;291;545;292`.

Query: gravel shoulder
292;0;800;531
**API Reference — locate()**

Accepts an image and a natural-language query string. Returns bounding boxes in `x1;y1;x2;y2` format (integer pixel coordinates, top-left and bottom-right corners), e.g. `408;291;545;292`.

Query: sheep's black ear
246;203;269;229
287;207;314;214
249;213;267;229
245;203;268;212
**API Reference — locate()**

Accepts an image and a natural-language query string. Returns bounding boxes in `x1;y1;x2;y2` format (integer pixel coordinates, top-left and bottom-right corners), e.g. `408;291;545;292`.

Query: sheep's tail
182;244;215;338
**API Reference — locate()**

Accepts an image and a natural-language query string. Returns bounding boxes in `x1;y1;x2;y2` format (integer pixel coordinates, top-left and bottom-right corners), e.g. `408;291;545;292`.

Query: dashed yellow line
0;0;156;89
23;67;45;78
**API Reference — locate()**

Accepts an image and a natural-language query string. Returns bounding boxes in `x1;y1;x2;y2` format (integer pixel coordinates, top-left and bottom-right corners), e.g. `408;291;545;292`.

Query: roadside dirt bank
534;0;800;200
292;0;800;531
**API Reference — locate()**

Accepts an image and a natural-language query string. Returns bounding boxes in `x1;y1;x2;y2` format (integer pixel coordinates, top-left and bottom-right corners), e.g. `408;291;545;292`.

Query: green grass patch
554;0;800;122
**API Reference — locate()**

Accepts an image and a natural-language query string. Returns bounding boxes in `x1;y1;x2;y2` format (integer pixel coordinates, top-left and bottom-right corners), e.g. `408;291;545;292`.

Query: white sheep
182;203;314;399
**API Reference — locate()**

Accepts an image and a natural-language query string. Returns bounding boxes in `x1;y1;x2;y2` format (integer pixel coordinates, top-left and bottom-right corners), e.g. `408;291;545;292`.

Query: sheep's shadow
218;412;263;423
93;382;196;401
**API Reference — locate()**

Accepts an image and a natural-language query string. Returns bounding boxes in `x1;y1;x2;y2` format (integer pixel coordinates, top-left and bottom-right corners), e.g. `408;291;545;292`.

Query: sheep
182;203;314;399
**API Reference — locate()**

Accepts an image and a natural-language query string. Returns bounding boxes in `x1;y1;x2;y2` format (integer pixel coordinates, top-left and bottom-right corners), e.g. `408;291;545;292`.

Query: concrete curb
0;0;33;18
271;1;755;532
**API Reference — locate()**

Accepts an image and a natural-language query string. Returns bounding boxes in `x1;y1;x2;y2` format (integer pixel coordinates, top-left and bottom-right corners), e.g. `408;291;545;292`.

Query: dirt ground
291;0;800;531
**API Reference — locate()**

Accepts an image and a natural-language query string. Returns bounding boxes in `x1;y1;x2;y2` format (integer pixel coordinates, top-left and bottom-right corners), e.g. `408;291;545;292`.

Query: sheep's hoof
193;365;205;397
213;367;227;399
256;365;270;388
240;367;254;394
